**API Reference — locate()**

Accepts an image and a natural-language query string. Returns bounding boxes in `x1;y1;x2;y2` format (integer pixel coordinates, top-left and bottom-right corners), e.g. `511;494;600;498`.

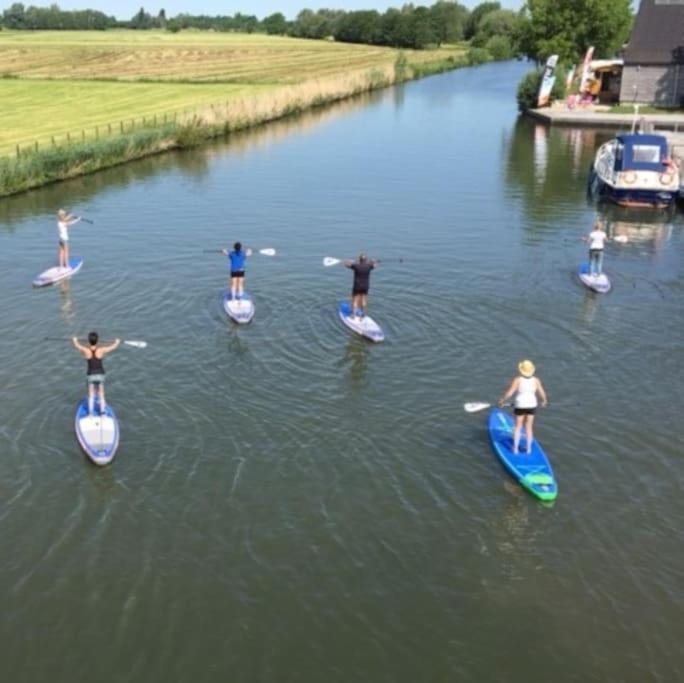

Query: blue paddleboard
74;397;120;466
487;408;557;501
33;257;83;287
338;302;384;343
578;262;611;294
222;291;255;324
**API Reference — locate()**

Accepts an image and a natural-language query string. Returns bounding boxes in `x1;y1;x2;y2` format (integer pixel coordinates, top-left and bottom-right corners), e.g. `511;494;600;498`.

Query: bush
485;35;514;61
516;65;567;112
516;68;542;111
467;47;492;66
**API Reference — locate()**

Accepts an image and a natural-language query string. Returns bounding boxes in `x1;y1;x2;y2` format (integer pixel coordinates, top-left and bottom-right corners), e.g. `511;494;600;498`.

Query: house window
632;145;661;163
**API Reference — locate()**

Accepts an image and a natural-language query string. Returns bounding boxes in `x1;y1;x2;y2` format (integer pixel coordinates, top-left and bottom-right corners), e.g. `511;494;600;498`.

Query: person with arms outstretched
222;241;252;302
72;332;120;417
56;209;81;269
344;253;378;320
499;360;548;455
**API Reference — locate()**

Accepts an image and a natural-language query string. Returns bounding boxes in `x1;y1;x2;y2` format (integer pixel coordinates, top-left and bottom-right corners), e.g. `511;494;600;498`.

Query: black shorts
514;407;536;416
352;287;368;296
230;271;245;279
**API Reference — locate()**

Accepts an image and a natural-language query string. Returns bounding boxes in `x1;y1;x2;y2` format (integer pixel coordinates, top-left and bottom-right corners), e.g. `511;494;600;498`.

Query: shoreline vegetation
0;45;472;198
0;0;522;197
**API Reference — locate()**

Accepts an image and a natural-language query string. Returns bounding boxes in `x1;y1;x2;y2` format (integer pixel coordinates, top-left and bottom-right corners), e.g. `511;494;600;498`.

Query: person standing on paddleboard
222;242;252;302
344;253;378;320
56;209;81;269
583;221;609;276
72;332;120;417
499;360;548;455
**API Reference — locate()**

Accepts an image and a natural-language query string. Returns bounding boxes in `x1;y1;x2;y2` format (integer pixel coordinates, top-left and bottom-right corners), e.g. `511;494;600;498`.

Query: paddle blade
323;257;340;267
464;402;492;413
259;248;276;256
123;340;147;349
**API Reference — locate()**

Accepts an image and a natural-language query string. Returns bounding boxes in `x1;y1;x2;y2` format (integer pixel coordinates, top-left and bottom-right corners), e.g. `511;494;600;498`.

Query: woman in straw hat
499;360;548;454
56;208;81;269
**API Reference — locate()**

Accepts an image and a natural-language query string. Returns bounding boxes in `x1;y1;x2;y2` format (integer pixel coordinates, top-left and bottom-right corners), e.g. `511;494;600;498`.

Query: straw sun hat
57;208;68;220
518;360;536;377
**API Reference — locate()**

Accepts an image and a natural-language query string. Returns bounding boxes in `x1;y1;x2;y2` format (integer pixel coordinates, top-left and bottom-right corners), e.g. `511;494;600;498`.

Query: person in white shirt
584;221;609;276
499;360;548;455
56;208;81;269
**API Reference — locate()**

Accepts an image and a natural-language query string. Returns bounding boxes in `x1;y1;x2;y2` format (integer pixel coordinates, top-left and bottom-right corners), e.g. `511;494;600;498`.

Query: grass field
0;30;466;157
0;30;465;83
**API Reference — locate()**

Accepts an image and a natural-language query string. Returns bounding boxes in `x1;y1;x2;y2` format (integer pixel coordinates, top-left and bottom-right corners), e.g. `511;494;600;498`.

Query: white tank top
58;220;69;242
515;376;538;409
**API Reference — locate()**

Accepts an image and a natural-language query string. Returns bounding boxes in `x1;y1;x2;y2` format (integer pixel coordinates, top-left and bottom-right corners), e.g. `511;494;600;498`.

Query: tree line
1;1;632;65
0;2;520;57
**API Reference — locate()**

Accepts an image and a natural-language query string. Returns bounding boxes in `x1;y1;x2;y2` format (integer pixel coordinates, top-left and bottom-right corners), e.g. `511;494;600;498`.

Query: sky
1;1;524;21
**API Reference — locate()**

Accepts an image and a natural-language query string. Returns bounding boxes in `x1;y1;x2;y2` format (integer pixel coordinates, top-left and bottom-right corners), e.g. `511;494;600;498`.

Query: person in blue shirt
222;241;252;301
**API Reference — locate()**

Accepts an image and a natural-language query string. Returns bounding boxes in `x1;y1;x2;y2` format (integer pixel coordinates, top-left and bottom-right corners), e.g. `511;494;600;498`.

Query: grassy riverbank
0;30;468;196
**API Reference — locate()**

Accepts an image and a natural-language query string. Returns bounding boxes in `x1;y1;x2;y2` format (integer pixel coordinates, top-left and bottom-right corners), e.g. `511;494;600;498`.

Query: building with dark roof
619;0;684;106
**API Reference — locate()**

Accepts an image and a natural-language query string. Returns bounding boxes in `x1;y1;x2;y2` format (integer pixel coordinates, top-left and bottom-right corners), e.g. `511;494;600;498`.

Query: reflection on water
59;280;75;324
340;337;370;385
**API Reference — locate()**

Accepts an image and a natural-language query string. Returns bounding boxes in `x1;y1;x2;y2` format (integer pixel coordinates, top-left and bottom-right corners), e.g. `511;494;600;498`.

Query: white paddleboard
338;301;384;342
33;257;83;288
222;291;255;324
74;397;119;466
578;263;611;294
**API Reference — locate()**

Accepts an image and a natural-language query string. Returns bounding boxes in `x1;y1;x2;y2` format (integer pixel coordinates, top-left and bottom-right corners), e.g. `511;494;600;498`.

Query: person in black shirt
72;332;120;416
344;254;378;319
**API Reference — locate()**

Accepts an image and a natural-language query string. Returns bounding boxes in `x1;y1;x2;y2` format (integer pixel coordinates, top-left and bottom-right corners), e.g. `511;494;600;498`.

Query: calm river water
1;61;683;682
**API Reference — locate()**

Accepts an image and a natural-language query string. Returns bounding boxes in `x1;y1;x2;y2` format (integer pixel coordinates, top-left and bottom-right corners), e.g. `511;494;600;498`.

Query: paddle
45;337;147;349
203;248;276;256
464;400;566;413
464;402;510;413
77;217;94;225
323;257;403;267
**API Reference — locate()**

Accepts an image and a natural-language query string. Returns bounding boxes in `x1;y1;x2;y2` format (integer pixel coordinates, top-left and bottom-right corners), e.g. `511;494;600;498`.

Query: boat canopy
615;134;668;171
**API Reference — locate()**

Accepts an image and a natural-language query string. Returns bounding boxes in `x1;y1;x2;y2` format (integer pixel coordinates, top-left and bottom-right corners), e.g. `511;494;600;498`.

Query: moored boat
588;133;679;208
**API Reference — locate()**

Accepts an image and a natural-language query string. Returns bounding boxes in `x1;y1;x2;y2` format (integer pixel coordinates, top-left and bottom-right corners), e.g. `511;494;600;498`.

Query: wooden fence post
16;144;20;158
67;132;71;143
35;141;38;153
108;123;112;134
120;121;124;134
51;136;56;147
81;129;85;142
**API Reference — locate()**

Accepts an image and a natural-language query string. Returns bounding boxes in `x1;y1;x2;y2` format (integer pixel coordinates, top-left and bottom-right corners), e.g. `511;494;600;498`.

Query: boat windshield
632;145;661;164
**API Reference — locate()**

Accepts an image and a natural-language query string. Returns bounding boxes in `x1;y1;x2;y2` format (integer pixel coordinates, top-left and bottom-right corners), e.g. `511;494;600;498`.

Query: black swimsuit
87;347;105;376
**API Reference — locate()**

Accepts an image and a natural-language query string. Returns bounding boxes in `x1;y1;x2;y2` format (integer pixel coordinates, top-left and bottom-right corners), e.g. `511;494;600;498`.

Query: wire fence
8;108;197;159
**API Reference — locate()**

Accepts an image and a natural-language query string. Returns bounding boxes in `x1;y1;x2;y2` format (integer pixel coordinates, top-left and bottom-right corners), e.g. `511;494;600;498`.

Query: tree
471;9;517;47
334;10;382;45
517;0;632;63
429;1;468;45
3;3;27;29
263;12;287;35
130;7;152;30
464;1;500;40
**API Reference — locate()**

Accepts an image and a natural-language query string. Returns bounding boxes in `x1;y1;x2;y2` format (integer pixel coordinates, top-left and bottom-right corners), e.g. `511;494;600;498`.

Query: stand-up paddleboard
74;397;120;466
487;408;557;502
578;262;611;294
222;291;255;324
338;302;385;343
33;257;83;288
